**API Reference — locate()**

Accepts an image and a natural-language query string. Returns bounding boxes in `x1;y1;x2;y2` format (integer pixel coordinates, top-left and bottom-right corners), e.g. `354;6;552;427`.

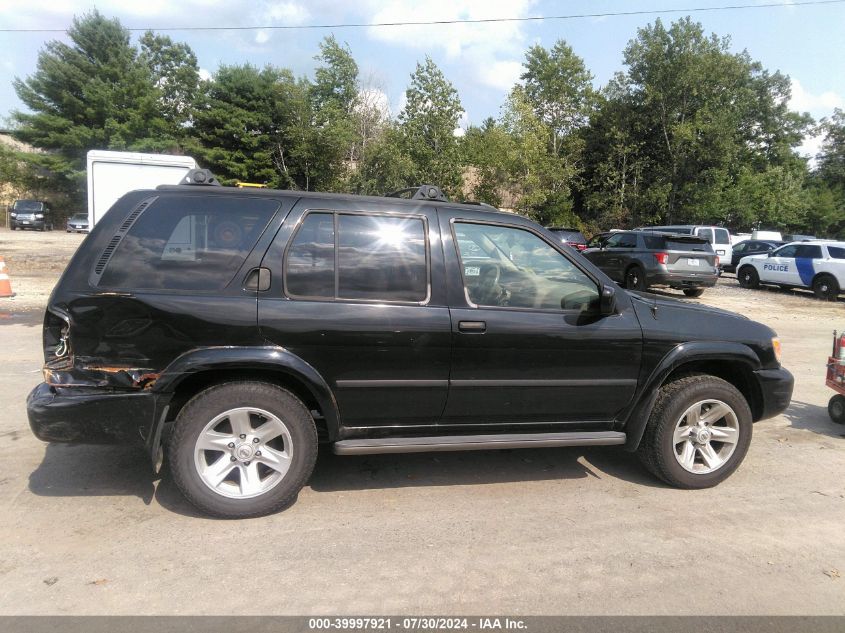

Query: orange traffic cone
0;257;15;298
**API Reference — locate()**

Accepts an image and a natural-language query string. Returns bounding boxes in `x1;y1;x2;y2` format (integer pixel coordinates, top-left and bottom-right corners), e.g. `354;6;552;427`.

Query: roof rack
461;200;499;211
180;168;222;187
385;185;448;202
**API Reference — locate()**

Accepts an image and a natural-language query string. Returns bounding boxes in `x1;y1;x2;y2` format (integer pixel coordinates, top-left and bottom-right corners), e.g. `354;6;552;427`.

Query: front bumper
27;382;159;445
754;367;794;421
12;220;46;229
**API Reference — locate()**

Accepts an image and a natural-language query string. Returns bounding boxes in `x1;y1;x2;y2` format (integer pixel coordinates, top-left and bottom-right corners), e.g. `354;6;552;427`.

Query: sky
0;0;843;159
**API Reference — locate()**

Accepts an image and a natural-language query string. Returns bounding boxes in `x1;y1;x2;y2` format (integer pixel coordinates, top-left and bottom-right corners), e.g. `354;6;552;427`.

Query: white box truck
86;150;197;227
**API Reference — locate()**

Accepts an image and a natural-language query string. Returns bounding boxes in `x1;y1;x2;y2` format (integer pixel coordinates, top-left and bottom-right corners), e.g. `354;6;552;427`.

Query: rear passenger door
257;200;451;429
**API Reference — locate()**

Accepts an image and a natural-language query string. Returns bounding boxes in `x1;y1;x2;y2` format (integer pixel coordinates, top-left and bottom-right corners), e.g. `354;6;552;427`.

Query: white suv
736;240;845;300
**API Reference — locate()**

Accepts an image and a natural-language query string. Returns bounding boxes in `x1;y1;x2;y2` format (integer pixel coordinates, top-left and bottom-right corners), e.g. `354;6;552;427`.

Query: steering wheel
476;264;507;305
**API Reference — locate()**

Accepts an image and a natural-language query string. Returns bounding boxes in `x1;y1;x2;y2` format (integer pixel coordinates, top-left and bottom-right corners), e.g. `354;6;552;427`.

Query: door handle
458;320;486;333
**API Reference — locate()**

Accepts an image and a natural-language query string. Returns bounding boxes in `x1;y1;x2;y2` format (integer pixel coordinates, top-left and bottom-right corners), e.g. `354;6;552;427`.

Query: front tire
738;266;759;289
683;288;705;298
168;381;318;518
813;274;839;301
625;265;646;291
637;374;752;489
829;395;845;425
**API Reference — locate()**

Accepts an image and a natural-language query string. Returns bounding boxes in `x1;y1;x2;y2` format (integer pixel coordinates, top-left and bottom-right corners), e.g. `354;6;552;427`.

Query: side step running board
332;431;626;455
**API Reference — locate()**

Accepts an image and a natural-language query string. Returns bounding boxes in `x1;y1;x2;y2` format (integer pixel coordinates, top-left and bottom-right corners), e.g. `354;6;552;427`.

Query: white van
635;225;733;268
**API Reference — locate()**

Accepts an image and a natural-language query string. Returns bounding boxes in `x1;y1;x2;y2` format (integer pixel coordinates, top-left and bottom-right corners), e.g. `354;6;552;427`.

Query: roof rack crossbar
385;184;448;202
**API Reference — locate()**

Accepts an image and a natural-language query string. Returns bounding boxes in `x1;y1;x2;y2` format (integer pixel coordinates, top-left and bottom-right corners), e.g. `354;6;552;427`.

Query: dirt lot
0;227;844;615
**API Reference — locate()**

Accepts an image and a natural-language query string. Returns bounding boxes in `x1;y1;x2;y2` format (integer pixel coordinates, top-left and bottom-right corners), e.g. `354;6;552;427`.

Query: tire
829;395;845;425
738;266;759;289
813;274;839;301
683;288;705;298
168;381;318;518
625;265;647;291
637;374;752;489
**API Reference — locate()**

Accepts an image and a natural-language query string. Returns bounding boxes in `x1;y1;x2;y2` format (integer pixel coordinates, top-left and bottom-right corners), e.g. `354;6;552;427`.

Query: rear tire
829;395;845;425
738;266;759;289
813;274;839;301
683;288;705;298
625;265;647;291
168;381;318;518
637;374;752;489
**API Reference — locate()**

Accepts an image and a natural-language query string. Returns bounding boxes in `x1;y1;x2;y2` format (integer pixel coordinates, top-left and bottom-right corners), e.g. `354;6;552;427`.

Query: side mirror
600;284;617;315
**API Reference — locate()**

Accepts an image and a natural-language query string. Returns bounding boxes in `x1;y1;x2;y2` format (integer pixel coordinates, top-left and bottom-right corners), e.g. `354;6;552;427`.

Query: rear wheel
829;395;845;425
683;288;705;298
813;274;839;301
625;265;646;291
738;266;759;289
168;381;318;518
637;374;752;488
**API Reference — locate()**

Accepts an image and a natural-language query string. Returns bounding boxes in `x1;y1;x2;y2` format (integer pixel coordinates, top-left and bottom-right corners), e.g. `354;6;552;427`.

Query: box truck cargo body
86;151;197;227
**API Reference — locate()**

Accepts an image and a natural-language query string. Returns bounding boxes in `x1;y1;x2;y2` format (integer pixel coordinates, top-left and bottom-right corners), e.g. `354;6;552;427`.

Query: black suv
584;231;719;297
9;199;55;231
27;172;793;518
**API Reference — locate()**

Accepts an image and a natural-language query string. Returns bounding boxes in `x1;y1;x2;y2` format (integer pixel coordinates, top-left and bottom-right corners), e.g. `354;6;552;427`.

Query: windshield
13;200;44;211
71;214;88;222
549;229;586;243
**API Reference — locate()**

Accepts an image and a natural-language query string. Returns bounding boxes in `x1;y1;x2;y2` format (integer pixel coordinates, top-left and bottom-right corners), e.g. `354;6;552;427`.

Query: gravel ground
0;227;844;615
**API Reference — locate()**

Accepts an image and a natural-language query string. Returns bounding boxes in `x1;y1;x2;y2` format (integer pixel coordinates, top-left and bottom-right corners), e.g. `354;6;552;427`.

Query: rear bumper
647;270;719;289
753;367;794;421
27;382;158;445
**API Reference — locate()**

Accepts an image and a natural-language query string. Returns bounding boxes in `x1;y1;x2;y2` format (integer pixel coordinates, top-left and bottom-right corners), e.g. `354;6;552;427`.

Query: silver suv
584;231;719;297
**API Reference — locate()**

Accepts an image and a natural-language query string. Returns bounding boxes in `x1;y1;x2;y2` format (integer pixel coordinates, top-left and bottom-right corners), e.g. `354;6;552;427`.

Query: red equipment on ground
826;330;845;424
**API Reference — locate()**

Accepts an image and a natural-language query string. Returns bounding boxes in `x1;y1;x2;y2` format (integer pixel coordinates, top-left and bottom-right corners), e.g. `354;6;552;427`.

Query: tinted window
773;245;798;258
733;242;747;253
715;229;730;245
642;234;665;249
285;212;335;298
13;200;43;211
337;214;427;302
605;233;637;248
829;246;845;259
284;212;428;303
795;244;822;259
666;238;712;252
99;196;277;291
697;228;714;243
454;222;599;311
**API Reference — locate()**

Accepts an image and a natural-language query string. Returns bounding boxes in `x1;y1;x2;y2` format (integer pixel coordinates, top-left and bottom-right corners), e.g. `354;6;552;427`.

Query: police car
736;240;845;300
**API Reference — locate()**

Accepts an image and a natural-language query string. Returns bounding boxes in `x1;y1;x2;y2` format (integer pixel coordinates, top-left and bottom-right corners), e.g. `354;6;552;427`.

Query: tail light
715;255;720;268
654;252;669;265
575;243;587;251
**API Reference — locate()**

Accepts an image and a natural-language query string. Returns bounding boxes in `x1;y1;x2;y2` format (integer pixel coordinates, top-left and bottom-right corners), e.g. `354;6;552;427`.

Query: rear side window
829;246;845;259
795;245;822;259
99;196;278;291
642;235;665;249
284;211;429;303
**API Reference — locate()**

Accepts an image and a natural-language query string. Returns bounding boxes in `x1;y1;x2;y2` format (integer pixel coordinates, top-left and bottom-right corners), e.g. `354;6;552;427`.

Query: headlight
35;213;44;219
772;337;782;364
10;212;16;217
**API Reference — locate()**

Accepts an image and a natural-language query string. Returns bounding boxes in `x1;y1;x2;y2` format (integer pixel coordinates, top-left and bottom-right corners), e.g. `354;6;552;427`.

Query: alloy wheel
672;399;740;474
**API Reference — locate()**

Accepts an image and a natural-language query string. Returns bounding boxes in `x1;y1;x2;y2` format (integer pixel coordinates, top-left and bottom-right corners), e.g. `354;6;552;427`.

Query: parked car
737;240;845;300
635;225;733;268
27;171;793;518
66;213;90;233
783;234;817;242
546;227;588;251
723;239;783;273
9;200;55;231
583;230;719;297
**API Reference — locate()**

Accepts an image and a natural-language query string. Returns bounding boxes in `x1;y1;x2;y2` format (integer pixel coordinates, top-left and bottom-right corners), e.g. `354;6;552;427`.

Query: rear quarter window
98;195;278;291
828;246;845;259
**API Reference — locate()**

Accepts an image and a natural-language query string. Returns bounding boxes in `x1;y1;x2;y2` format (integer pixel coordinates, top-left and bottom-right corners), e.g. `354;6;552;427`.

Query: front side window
284;212;428;303
734;242;747;253
605;233;636;249
773;244;799;258
99;196;278;291
453;222;599;311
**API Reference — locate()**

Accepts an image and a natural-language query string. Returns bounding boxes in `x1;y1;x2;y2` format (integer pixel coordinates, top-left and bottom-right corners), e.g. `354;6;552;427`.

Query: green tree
398;57;464;194
139;31;200;133
11;10;174;194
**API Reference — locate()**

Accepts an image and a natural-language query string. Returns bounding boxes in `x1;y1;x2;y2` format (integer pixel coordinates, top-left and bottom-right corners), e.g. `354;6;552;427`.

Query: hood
628;290;748;320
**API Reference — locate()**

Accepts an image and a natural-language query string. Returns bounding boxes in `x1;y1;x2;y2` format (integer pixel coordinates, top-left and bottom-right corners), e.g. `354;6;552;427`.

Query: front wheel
813;274;839;301
625;265;646;291
168;381;318;518
683;288;705;298
637;374;752;488
738;266;759;289
829;395;845;425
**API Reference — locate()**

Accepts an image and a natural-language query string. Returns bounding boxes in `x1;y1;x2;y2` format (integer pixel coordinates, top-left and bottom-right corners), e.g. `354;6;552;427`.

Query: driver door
439;211;643;429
